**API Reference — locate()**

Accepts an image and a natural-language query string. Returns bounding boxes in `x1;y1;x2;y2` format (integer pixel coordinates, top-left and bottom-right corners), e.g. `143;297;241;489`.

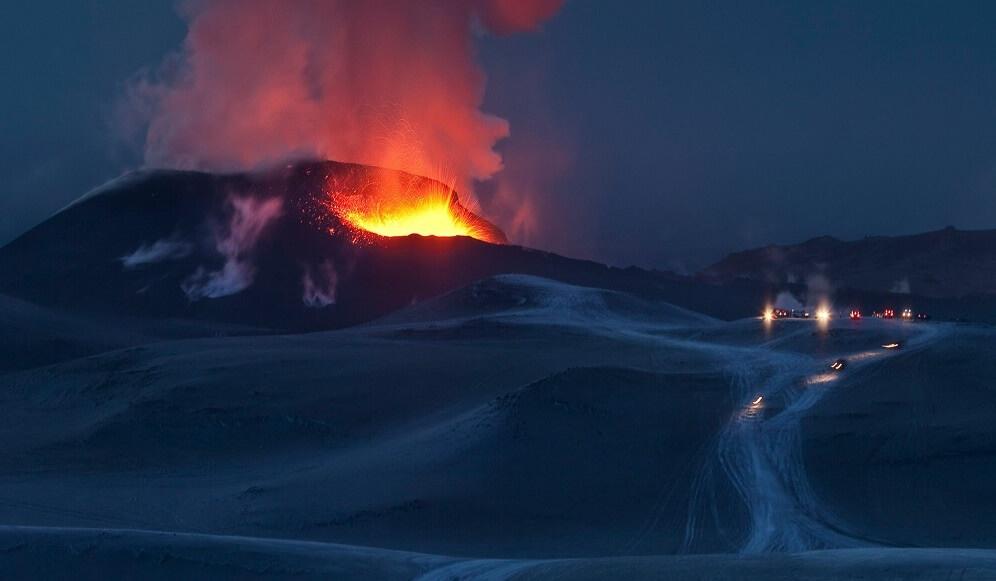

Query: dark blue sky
5;1;996;270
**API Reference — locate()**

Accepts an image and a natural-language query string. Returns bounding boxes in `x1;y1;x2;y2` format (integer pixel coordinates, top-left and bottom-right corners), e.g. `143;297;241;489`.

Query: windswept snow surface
3;526;996;580
376;274;716;332
0;275;994;578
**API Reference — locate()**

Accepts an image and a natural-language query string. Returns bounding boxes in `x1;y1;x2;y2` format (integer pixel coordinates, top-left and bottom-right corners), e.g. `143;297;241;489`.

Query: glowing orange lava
326;172;507;244
339;190;474;238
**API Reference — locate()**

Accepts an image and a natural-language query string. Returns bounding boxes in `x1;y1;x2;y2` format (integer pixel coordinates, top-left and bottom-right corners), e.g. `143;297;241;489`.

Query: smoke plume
182;195;283;300
122;0;563;206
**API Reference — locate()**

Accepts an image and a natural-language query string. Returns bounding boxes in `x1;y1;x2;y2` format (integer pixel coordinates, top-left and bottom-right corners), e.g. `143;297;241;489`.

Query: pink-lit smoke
182;195;283;300
123;0;562;209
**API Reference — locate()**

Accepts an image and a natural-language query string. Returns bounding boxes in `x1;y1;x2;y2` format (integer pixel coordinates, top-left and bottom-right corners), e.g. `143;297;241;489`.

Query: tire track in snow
686;322;946;553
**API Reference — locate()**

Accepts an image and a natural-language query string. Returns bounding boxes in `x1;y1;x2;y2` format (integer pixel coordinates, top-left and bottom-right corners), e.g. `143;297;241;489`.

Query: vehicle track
687;322;945;553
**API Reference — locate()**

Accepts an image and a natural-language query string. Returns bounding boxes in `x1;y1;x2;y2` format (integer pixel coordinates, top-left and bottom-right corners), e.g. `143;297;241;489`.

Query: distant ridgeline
701;226;996;300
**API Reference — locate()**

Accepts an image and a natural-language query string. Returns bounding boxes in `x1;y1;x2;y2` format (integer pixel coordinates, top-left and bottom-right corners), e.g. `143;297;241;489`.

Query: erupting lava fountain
323;167;507;244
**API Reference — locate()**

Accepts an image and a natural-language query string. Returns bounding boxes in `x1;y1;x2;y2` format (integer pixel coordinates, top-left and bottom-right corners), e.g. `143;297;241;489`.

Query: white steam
120;237;192;268
182;195;283;300
302;260;338;307
773;291;803;310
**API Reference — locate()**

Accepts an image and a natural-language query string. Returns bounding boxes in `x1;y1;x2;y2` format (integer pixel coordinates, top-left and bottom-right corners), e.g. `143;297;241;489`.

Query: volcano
0;160;730;331
4;160;996;333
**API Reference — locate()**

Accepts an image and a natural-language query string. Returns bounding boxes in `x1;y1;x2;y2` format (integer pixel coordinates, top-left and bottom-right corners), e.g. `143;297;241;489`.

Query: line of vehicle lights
762;306;930;322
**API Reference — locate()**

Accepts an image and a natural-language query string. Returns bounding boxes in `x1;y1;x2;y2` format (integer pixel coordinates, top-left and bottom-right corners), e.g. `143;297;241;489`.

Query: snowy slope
1;269;996;578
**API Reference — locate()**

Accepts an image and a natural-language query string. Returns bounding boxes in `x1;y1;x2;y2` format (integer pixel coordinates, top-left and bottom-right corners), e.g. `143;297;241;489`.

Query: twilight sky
4;1;996;271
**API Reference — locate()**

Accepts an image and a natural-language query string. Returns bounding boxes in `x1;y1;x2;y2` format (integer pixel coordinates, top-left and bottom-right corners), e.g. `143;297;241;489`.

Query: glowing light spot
741;393;766;420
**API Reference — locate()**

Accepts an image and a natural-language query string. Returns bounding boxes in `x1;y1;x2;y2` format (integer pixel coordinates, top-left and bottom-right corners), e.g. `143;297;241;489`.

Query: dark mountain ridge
701;226;996;299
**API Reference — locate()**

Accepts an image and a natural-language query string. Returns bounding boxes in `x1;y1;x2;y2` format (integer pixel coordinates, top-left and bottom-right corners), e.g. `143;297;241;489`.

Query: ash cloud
120;0;562;205
120;237;192;268
182;195;283;300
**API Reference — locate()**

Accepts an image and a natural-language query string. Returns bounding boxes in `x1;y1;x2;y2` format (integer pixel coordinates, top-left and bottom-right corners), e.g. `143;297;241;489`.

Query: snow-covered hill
1;272;996;578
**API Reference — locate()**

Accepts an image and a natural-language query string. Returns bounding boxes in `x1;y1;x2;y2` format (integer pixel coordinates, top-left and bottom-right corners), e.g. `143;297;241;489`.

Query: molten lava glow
326;175;505;244
341;196;475;239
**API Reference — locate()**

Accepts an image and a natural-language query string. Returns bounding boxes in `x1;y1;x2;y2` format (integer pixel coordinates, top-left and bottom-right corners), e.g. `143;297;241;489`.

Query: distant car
829;358;847;371
901;308;913;320
916;312;931;321
849;309;861;320
773;308;790;319
882;309;895;319
792;309;810;318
